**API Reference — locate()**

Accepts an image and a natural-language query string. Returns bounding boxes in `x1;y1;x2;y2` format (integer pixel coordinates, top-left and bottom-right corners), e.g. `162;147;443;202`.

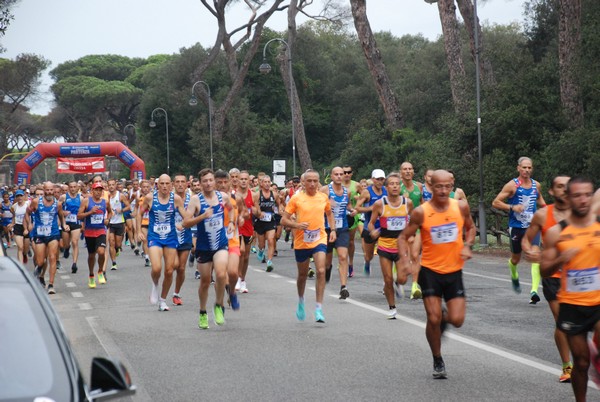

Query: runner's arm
522;209;544;262
492;181;516;211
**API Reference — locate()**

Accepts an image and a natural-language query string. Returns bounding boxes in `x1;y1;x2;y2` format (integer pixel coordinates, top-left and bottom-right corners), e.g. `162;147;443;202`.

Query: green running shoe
214;304;225;326
198;312;209;329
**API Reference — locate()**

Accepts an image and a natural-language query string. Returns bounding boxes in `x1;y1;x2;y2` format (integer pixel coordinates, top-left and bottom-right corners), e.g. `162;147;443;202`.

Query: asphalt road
9;239;599;402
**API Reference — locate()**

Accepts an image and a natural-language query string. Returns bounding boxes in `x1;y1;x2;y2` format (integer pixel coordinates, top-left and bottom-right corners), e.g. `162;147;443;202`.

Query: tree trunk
350;0;404;131
558;0;583;128
437;0;469;116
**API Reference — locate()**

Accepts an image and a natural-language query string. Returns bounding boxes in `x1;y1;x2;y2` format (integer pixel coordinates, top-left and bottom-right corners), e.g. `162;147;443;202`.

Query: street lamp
260;38;296;177
123;123;135;146
474;0;487;247
189;81;214;170
149;108;170;175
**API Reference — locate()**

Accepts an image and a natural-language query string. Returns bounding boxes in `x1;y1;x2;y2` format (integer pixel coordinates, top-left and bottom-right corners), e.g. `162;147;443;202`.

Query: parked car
0;251;136;401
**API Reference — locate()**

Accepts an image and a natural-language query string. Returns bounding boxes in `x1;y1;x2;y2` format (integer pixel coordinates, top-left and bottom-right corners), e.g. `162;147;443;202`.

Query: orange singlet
541;204;560;279
420;198;465;274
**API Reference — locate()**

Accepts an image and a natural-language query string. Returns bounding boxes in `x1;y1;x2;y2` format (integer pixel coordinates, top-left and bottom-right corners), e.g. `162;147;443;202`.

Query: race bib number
387;216;406;231
303;229;320;244
66;213;77;223
15;213;25;225
260;212;272;222
566;268;600;293
90;214;104;225
37;225;51;236
519;211;533;222
430;222;458;244
335;218;344;229
204;217;223;233
154;223;171;236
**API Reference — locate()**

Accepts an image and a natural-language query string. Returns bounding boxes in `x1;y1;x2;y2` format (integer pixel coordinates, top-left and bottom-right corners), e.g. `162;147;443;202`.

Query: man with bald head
399;170;476;379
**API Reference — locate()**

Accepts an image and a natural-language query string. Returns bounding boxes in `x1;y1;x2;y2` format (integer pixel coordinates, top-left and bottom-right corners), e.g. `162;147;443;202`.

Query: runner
422;169;434;202
27;181;67;294
492;157;546;303
252;175;278;272
522;175;573;382
128;178;141;255
137;174;187;312
400;161;424;299
189;178;201;275
321;166;356;299
342;165;362;278
78;182;112;289
107;179;130;271
59;181;83;273
9;189;30;264
170;174;193;306
368;172;412;318
138;179;152;267
236;171;254;293
281;169;336;323
355;169;387;276
541;176;600;402
184;169;235;329
399;170;476;379
1;191;12;247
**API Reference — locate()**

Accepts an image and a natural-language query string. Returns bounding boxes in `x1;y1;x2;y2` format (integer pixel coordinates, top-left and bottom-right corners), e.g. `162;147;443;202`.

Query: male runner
399;170;476;379
281;169;336;323
541;177;600;402
59;181;83;273
10;190;30;264
137;174;187;312
184;169;235;329
138;180;152;267
252;175;278;271
522;175;573;382
400;161;424;299
107;178;130;271
172;174;193;306
492;157;546;303
236;171;254;293
342;165;362;277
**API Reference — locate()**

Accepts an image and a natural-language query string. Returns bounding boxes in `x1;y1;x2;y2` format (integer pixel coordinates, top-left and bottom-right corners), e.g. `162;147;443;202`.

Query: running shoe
364;262;370;276
559;365;572;383
23;254;28;265
158;300;170;311
512;277;522;294
198;312;209;329
194;270;201;280
134;248;140;256
47;284;56;295
339;286;349;300
273;250;278;257
188;252;195;267
229;293;240;311
27;249;33;258
34;265;42;278
325;266;332;283
240;281;248;293
125;240;130;247
395;282;405;299
88;276;96;289
150;283;159;305
308;268;315;278
71;263;78;274
39;276;46;287
433;357;447;379
251;246;257;254
266;260;274;272
144;257;150;267
296;301;306;321
63;247;70;259
98;273;106;285
56;261;61;270
214;304;225;325
235;277;242;291
172;295;183;306
411;283;423;300
315;308;325;323
111;262;118;271
387;308;397;320
529;291;540;305
116;248;121;257
348;265;354;278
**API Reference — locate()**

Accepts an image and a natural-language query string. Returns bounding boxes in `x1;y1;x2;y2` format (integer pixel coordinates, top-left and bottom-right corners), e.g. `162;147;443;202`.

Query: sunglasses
343;170;352;174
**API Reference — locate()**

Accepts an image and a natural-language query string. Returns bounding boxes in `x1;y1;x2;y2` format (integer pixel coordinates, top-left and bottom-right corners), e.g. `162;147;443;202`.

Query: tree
558;0;583;127
0;0;19;53
0;53;50;112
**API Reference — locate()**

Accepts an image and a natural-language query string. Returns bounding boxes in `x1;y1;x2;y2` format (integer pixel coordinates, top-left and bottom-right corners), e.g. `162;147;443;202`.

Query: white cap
371;169;385;179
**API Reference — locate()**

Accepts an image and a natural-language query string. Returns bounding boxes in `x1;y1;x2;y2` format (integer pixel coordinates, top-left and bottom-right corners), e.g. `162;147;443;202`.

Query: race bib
154;223;171;236
90;214;104;225
66;213;77;223
15;213;24;225
260;212;272;222
303;229;320;244
387;216;406;231
335;218;344;229
519;211;533;222
204;217;223;233
37;225;51;236
430;222;458;244
566;268;600;293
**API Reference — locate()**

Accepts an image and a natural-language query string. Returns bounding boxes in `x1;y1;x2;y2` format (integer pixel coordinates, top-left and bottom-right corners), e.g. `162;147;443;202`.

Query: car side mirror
89;357;136;401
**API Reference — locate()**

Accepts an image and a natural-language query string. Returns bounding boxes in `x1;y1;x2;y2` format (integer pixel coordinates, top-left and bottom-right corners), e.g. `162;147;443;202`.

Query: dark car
0;248;136;401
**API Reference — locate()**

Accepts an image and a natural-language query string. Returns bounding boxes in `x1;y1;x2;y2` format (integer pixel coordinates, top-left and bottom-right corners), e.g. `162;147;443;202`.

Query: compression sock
531;263;541;292
508;259;519;280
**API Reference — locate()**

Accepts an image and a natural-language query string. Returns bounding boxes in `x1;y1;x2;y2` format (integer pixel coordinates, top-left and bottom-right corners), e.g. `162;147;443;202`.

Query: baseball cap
15;190;24;196
92;182;104;189
371;169;385;179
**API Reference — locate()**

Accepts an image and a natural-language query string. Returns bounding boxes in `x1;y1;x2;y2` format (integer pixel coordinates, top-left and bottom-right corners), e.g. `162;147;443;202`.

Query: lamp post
260;38;296;177
149;108;170;175
123;123;135;146
474;0;488;247
189;81;214;170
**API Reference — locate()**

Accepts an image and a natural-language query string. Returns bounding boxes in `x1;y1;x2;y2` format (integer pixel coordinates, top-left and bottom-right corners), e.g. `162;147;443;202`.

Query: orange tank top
224;199;240;249
378;196;409;252
556;219;600;306
420;199;465;274
541;205;560;279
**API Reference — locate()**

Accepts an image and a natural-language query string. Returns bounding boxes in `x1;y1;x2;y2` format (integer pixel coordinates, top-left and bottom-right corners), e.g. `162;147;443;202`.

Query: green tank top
401;180;421;207
344;180;360;207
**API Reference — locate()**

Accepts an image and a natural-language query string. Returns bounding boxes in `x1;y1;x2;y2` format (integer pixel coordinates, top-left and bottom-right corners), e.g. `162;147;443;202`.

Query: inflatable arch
14;142;146;185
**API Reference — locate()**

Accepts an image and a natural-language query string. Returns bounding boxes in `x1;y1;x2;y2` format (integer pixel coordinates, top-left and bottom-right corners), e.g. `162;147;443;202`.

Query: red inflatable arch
14;142;146;185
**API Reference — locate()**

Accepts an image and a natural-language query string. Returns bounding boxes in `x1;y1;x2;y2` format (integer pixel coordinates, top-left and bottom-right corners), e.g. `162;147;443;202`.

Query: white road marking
463;270;532;287
61;275;71;280
78;303;92;310
269;274;282;278
71;292;84;298
65;282;76;288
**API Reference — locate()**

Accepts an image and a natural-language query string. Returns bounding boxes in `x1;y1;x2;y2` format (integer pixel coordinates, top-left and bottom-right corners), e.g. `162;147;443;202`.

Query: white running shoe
240;280;248;293
235;277;242;291
158;299;170;311
387;308;397;320
150;283;159;305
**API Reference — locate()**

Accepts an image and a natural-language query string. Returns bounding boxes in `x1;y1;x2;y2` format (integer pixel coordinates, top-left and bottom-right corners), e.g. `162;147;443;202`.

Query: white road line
78;303;92;310
286;280;296;285
65;282;76;288
269;274;282;278
463;270;532;287
61;275;71;280
71;292;84;298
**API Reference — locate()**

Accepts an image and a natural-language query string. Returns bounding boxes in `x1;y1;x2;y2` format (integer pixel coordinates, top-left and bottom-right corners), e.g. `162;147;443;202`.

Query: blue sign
118;149;136;167
17;172;29;185
24;150;43;168
60;145;101;156
133;170;144;180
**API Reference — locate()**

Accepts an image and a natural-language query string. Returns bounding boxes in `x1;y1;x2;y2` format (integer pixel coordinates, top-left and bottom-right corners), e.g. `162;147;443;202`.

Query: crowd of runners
1;157;600;400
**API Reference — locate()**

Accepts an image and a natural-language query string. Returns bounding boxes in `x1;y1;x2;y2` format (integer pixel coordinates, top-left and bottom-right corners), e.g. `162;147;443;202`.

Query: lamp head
189;95;198;106
259;60;272;74
149;120;157;128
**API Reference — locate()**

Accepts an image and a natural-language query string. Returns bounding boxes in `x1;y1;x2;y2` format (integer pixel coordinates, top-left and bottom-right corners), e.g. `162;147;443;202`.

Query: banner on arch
56;157;106;174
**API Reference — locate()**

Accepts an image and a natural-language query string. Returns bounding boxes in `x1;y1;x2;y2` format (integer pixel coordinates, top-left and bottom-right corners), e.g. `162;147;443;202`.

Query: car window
0;286;71;401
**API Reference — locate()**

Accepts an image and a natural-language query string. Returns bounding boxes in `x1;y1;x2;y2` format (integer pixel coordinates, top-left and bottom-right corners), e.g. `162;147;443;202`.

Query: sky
2;0;527;115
